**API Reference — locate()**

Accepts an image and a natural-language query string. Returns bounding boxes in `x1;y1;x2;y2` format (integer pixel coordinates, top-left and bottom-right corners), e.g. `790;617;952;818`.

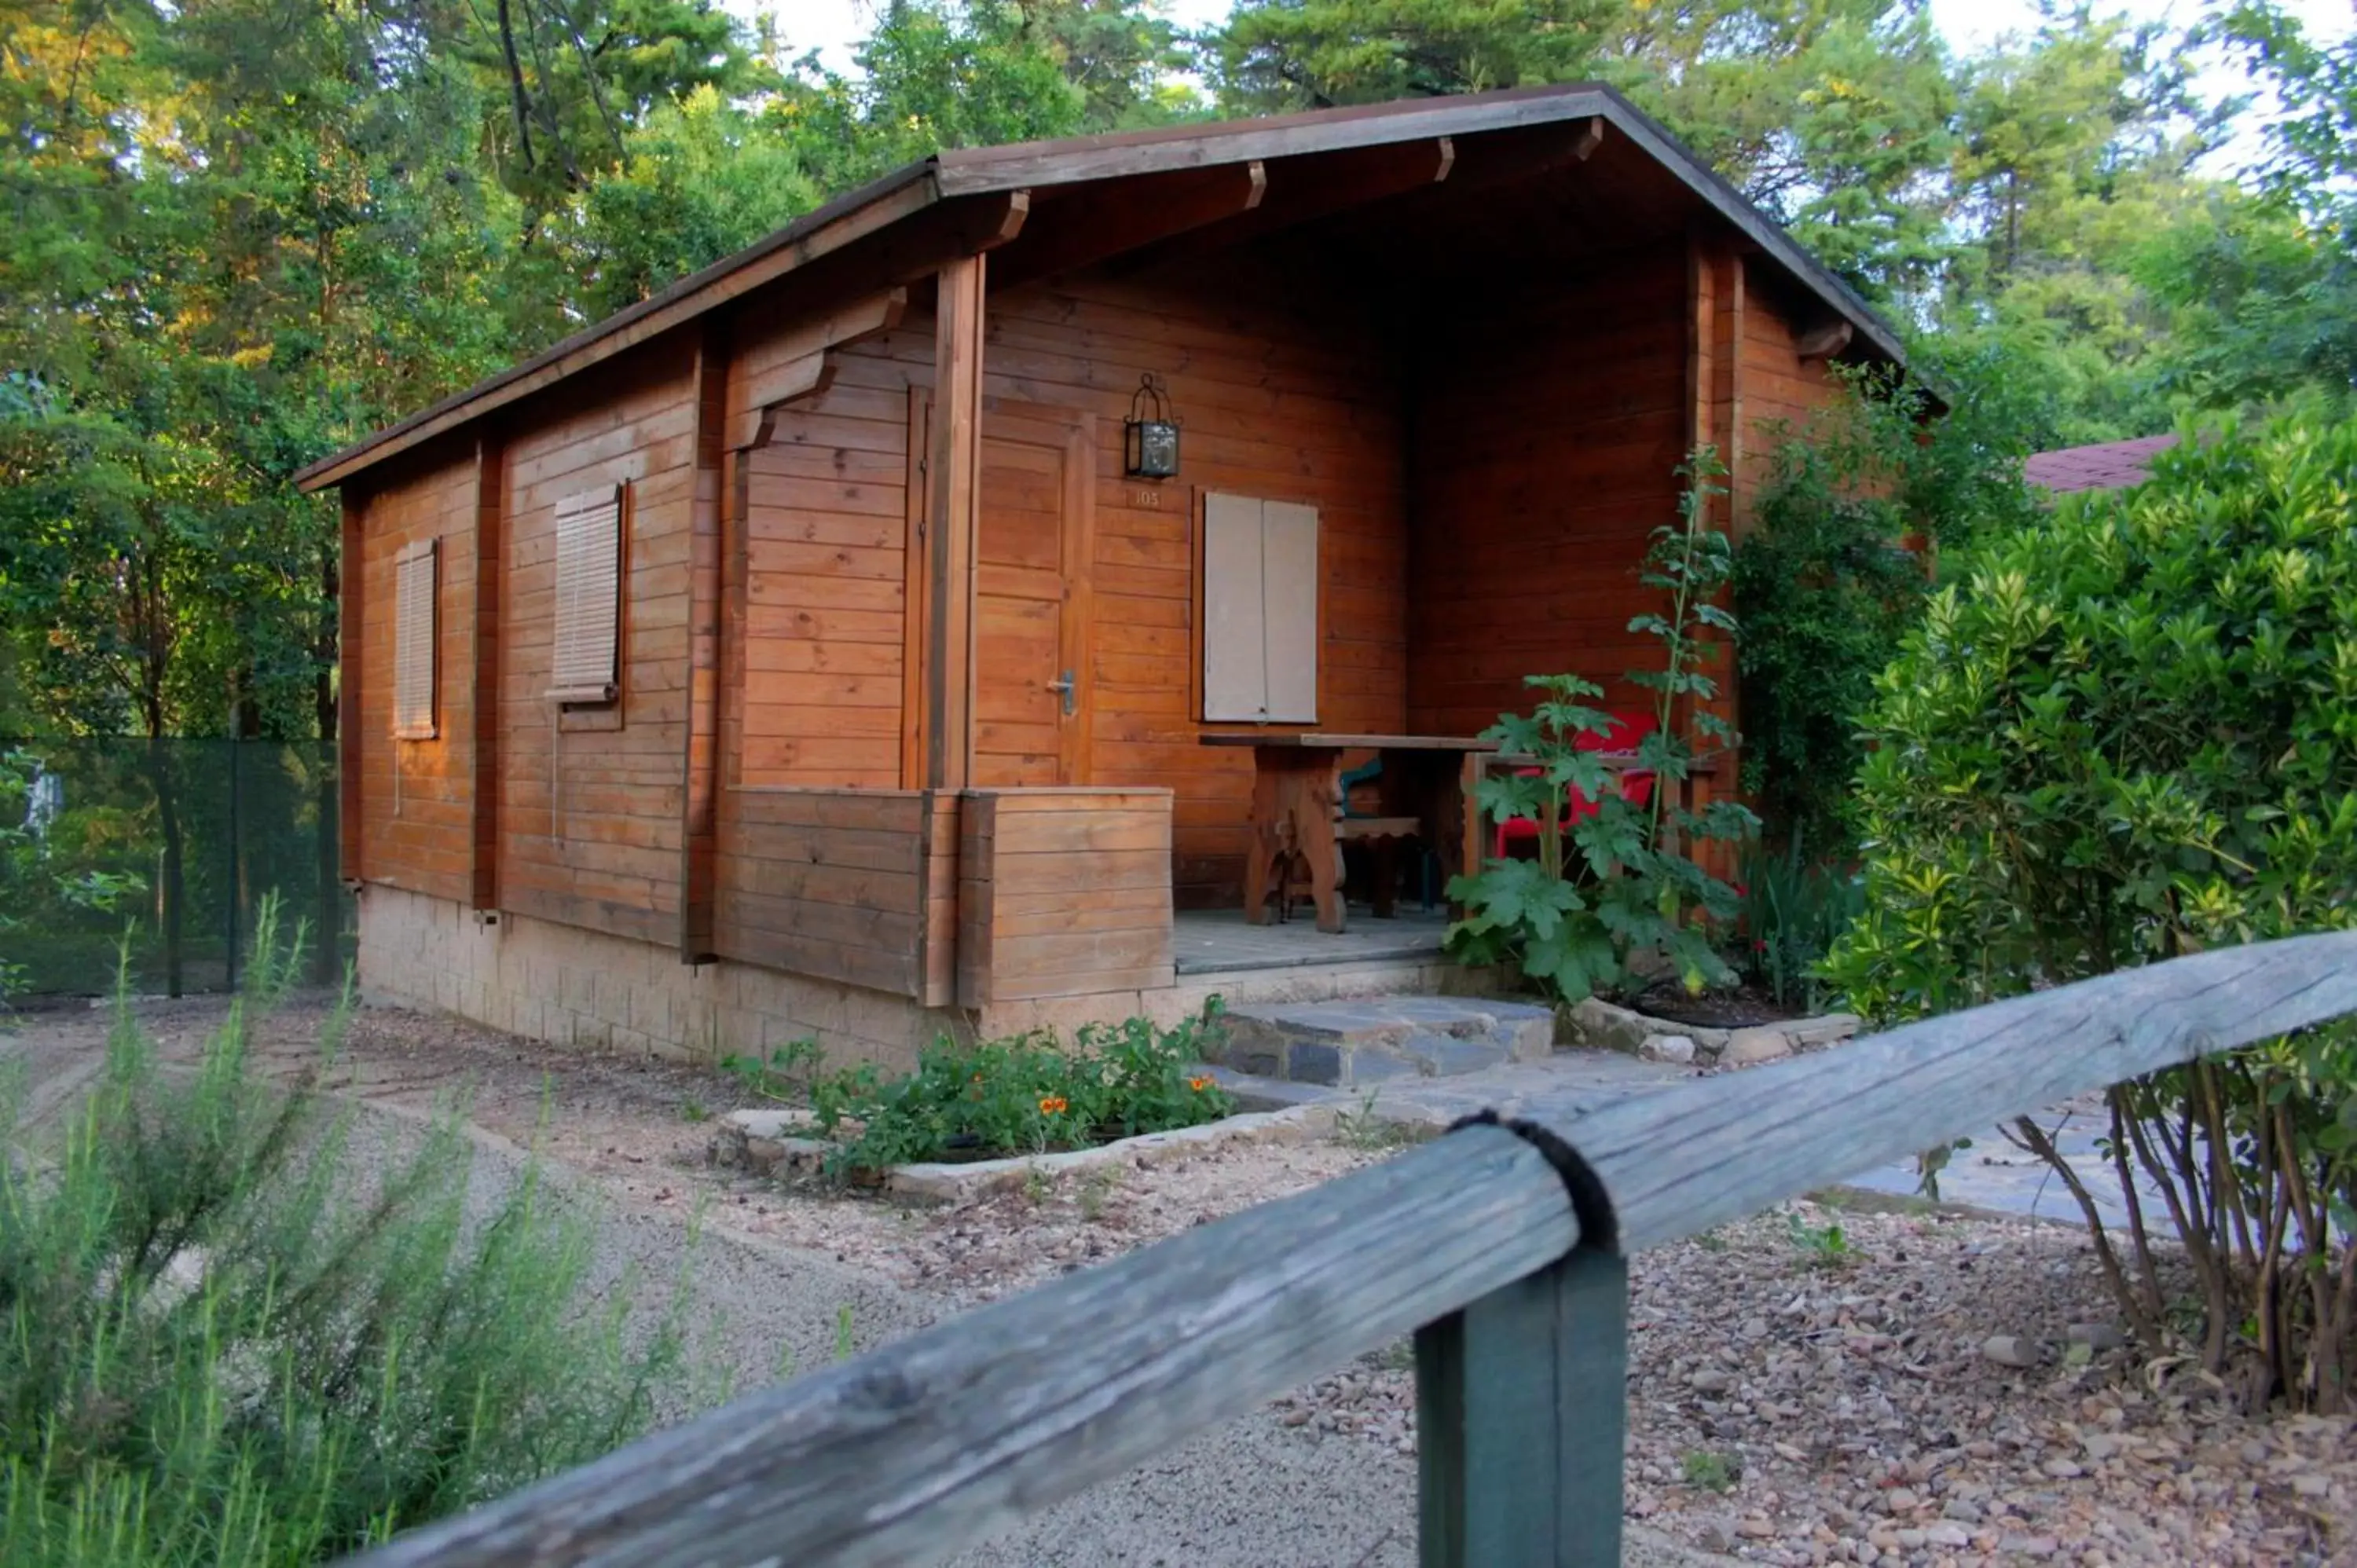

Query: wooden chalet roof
296;83;1909;493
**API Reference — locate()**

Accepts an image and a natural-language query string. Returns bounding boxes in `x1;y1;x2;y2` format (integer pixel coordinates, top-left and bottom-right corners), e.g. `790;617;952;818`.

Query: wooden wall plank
471;434;504;910
958;788;1175;1004
356;443;478;903
929;255;986;789
497;336;701;940
679;324;728;961
1406;244;1688;743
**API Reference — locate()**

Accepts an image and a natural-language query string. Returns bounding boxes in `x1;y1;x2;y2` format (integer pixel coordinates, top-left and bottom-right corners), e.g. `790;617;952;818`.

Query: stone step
1208;995;1552;1088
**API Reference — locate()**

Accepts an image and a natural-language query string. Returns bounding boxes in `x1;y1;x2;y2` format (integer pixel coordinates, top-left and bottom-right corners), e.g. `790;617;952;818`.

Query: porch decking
1171;907;1451;976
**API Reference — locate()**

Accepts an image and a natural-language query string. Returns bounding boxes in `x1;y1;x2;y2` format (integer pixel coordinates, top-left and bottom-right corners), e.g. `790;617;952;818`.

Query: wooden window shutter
550;484;623;703
393;538;438;739
1259;500;1320;723
1201;493;1267;722
1200;493;1318;724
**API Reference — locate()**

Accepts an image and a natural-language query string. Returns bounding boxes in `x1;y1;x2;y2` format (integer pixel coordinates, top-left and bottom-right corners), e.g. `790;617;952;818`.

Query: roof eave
293;161;942;493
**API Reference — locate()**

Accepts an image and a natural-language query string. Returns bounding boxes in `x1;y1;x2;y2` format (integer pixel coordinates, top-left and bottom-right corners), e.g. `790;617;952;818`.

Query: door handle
1047;670;1076;716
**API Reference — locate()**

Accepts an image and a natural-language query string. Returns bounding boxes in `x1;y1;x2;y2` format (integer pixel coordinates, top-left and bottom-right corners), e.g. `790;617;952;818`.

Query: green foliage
725;1005;1233;1174
1734;837;1861;1014
1213;1;1960;301
1448;452;1754;1002
1733;351;2046;851
1783;1210;1853;1269
1821;411;2357;1409
1680;1449;1740;1491
1;905;687;1566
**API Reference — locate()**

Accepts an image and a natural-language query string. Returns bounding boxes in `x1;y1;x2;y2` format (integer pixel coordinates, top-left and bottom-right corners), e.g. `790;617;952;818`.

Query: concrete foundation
358;884;1491;1068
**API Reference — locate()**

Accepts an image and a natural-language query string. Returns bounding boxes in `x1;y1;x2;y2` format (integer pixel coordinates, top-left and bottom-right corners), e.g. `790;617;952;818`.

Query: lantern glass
1127;418;1180;478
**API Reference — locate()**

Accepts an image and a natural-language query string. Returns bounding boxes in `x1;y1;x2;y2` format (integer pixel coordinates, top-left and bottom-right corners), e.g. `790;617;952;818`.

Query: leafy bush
1735;354;2044;851
1;906;688;1566
1820;412;2357;1410
1734;837;1863;1013
727;1004;1234;1174
1447;452;1755;1002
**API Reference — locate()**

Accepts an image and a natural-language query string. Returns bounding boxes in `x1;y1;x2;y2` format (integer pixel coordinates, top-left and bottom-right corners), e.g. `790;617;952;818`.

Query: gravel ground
11;991;2354;1566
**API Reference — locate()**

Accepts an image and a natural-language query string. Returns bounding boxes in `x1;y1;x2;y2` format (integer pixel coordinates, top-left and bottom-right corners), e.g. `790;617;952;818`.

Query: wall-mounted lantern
1124;373;1181;479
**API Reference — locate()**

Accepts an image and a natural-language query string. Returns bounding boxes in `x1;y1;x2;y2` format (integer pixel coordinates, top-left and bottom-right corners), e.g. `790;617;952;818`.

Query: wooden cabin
299;85;1904;1066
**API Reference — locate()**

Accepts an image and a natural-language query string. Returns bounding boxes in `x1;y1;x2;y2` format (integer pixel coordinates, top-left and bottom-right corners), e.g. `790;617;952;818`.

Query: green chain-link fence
2;739;352;998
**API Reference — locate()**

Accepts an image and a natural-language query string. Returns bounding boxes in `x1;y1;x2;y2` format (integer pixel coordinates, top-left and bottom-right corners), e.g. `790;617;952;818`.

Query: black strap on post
1446;1108;1618;1255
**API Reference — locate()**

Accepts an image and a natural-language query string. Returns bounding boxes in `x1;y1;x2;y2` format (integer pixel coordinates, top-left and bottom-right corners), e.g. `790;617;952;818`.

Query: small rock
1738;1515;1777;1538
1691;1368;1734;1394
1641;1033;1698;1064
2042;1458;2083;1479
2065;1322;2125;1353
1941;1498;1983;1523
1722;1025;1793;1065
1923;1522;1971;1548
1698;1519;1736;1553
2238;1440;2268;1466
1894;1528;1926;1550
1786;1013;1863;1046
1999;1536;2060;1559
1981;1335;2042;1368
2292;1473;2330;1498
1883;1488;1920;1514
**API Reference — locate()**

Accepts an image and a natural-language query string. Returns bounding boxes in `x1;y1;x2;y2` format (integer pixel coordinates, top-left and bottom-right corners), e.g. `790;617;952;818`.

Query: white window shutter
393;538;438;739
1259;500;1320;723
1201;493;1267;721
550;485;623;702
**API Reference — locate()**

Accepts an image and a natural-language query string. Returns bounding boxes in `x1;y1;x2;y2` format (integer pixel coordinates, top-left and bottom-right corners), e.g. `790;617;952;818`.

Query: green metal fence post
1416;1247;1628;1567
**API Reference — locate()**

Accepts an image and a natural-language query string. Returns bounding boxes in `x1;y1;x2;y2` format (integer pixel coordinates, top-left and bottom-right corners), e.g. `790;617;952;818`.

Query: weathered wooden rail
350;932;2357;1568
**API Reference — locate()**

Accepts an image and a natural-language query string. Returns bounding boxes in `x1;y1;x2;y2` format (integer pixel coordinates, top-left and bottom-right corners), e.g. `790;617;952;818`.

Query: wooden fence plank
346;1124;1572;1568
343;930;2357;1568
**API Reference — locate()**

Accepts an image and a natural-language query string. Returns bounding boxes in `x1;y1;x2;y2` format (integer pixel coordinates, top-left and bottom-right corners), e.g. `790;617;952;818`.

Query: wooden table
1199;732;1497;933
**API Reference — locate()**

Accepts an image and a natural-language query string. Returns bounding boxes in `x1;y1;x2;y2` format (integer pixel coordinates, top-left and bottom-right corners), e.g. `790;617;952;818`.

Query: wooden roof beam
1109;137;1457;276
992;162;1267;291
1796;317;1853;361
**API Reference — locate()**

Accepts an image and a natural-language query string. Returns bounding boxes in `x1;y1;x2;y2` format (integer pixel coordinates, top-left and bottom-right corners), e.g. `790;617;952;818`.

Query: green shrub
1734;354;2044;852
1;906;688;1566
1447;452;1755;1002
727;1003;1234;1174
1820;412;2357;1411
1734;837;1863;1013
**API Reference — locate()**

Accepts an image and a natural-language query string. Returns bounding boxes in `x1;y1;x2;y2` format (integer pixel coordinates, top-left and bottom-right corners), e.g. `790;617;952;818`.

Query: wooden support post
679;324;728;962
1416;1247;1629;1568
470;434;504;911
925;252;984;790
339;489;365;884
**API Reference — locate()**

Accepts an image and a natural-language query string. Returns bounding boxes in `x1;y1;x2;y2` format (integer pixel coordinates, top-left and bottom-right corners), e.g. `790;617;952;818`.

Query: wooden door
972;406;1094;786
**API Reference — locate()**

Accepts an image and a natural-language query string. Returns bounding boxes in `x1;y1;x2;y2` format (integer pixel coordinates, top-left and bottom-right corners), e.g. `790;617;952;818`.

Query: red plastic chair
1494;711;1658;859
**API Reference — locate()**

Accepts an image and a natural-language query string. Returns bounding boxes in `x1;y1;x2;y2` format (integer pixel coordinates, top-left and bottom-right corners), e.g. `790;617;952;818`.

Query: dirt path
10;992;2354;1565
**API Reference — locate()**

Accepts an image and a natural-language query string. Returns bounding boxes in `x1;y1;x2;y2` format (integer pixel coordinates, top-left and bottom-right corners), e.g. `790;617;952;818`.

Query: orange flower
1188;1075;1213;1092
1038;1095;1069;1115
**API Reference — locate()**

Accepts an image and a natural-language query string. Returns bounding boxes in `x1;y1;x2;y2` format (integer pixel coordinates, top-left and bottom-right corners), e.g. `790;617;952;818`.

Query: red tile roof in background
2022;434;2179;494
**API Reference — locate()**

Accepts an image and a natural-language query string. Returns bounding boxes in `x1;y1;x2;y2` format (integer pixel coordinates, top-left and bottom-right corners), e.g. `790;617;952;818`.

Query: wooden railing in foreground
351;933;2357;1568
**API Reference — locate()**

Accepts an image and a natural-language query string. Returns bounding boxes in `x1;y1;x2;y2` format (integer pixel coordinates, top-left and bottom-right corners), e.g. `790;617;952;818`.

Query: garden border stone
712;1102;1341;1204
1557;995;1860;1067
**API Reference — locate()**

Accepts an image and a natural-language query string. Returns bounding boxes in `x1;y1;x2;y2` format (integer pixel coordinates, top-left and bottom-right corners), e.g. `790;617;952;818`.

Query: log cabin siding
737;320;933;789
714;786;934;996
496;335;700;945
355;447;479;902
988;256;1409;904
1406;245;1690;738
